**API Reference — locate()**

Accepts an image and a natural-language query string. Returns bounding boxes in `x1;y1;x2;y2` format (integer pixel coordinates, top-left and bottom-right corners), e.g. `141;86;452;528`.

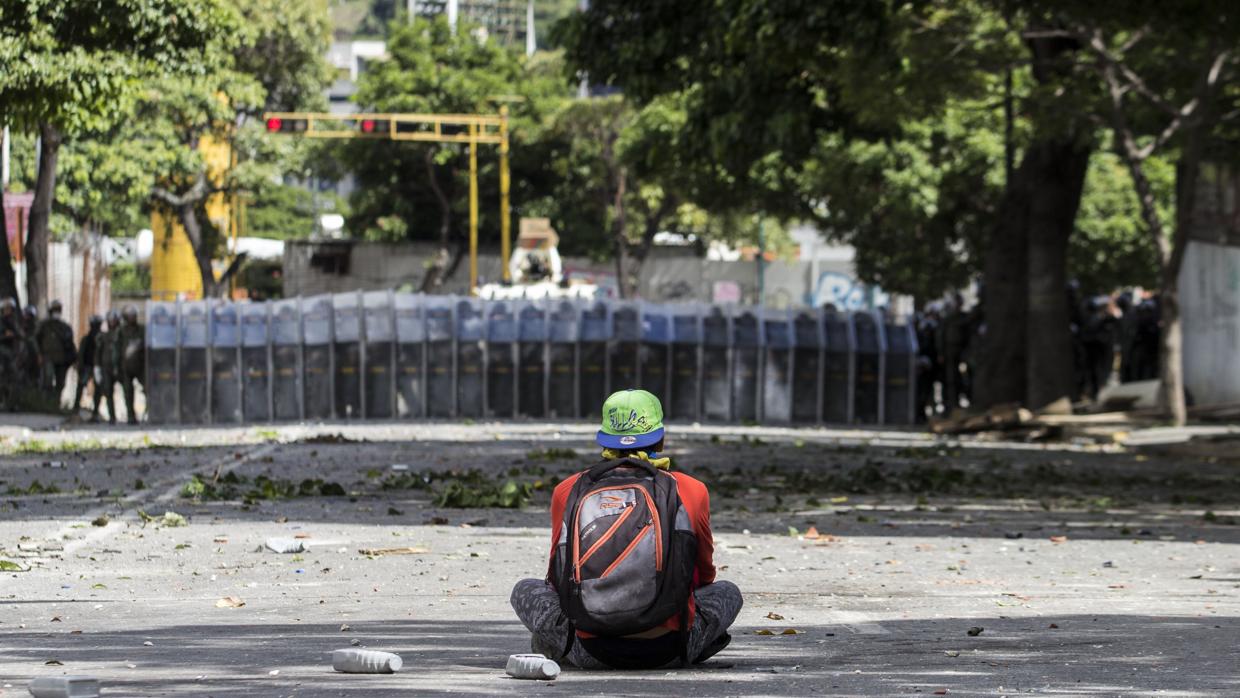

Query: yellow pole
499;106;511;283
469;122;479;294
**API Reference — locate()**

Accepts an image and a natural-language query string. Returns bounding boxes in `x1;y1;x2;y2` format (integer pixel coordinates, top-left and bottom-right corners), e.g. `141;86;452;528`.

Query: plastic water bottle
505;653;561;680
28;676;100;698
331;648;403;674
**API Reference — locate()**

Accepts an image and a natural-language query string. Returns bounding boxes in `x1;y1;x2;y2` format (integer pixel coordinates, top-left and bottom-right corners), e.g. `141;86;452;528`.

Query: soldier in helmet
18;304;40;388
0;299;21;406
116;305;145;424
36;300;77;405
94;310;121;424
73;315;104;419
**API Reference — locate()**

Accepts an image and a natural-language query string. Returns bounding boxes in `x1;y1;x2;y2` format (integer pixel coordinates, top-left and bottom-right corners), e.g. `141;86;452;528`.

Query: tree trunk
610;168;628;298
1025;138;1091;411
26;122;61;310
421;148;454;292
975;156;1031;408
177;203;217;298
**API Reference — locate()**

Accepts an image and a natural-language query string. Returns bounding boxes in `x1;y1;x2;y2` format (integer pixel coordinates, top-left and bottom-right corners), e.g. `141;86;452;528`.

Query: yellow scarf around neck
601;448;671;470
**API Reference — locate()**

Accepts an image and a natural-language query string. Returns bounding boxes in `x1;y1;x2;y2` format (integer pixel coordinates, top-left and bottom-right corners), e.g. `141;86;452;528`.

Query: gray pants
510;578;743;670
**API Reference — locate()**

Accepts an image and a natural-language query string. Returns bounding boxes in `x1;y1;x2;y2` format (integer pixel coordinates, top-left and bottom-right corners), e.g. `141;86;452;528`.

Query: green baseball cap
597;389;665;449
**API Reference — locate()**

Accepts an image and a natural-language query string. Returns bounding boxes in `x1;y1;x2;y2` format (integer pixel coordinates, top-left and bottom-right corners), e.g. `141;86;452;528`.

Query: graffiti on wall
811;272;890;310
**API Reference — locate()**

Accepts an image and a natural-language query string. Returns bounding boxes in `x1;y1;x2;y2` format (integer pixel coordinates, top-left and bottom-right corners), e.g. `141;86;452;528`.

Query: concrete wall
283;240;898;311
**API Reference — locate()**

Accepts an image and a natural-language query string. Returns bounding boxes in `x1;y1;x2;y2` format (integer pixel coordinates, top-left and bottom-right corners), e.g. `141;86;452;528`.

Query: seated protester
511;389;742;669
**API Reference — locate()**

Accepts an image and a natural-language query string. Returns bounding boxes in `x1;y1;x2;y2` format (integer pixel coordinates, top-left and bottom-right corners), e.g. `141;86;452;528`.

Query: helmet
49;299;63;313
0;298;14;312
106;310;121;327
123;305;139;321
22;305;37;319
89;314;103;328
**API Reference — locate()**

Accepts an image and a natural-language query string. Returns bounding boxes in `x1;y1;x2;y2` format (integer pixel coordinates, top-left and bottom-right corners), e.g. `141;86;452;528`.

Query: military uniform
36;313;76;405
94;316;120;423
0;303;21;407
73;320;103;418
117;317;145;424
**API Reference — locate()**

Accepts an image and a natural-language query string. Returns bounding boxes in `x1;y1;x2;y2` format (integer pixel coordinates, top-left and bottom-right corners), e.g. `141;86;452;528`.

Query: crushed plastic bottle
331;648;403;674
505;654;560;680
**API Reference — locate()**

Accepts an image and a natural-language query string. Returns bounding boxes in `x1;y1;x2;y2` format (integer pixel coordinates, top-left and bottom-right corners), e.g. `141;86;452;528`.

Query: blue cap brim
596;427;665;450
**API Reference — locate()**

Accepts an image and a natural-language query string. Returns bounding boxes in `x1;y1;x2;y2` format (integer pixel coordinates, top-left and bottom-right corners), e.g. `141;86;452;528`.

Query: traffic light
265;117;307;133
358;118;390;136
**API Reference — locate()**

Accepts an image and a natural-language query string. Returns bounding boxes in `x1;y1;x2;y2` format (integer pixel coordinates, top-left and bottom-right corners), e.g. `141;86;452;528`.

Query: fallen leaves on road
138;510;187;528
215;596;246;608
45;660;64;666
765;612;785;620
0;559;27;572
755;628;803;636
91;515;109;527
359;547;430;557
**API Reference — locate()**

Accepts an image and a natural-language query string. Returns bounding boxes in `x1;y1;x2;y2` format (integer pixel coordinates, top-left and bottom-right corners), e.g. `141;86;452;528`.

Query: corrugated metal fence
145;293;918;426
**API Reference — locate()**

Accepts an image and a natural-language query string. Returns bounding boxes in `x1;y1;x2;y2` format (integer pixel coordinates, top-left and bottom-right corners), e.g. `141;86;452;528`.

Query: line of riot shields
145;292;918;426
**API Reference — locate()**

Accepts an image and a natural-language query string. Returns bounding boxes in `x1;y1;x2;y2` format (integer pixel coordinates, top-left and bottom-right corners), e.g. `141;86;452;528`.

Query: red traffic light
266;117;283;132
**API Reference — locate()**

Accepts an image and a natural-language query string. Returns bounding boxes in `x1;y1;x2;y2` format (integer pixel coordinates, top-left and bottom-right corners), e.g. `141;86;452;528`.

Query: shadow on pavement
2;614;1238;696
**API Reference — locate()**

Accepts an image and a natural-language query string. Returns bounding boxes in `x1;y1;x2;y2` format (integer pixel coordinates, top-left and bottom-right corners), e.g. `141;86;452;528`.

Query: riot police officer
95;310;121;424
73;315;104;419
35;300;76;405
116;305;145;424
0;299;21;407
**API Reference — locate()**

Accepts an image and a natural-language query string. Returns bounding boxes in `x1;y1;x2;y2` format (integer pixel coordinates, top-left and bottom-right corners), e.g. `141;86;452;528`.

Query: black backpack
551;458;699;660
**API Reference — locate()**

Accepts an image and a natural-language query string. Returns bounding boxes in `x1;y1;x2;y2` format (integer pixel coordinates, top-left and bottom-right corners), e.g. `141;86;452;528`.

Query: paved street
1;420;1238;696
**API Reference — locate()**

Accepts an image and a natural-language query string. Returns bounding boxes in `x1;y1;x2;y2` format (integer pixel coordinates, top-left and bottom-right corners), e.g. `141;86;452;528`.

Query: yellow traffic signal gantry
262;108;513;291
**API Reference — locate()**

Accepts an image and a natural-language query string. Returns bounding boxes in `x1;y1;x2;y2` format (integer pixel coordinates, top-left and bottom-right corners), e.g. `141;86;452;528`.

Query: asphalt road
1;420;1237;696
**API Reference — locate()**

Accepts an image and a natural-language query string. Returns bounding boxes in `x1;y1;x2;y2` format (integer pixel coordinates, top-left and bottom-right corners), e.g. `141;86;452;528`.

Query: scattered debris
0;560;27;572
215;596;246;609
967;627;984;636
359;547;429;557
138;511;187;528
265;538;306;554
332;648;402;674
765;612;785;621
1049;536;1068;544
91;515;109;527
755;628;803;636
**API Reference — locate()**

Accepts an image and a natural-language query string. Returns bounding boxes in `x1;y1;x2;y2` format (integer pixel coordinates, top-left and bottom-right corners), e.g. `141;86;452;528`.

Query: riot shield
363;291;395;419
177;301;209;424
485;300;517;418
547;300;579;419
210;301;242;424
332;293;362;419
731;309;761;423
852;311;884;424
639;303;670;402
394;293;426;418
578;302;610;418
609;303;640;393
791;310;823;423
271;299;302;421
883;320;917;425
240;302;271;421
145;302;178;424
517;301;547;417
822;308;855;424
302;294;334;420
424;297;455;417
668;305;702;421
456;297;485;419
701;307;731;422
761;308;793;423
